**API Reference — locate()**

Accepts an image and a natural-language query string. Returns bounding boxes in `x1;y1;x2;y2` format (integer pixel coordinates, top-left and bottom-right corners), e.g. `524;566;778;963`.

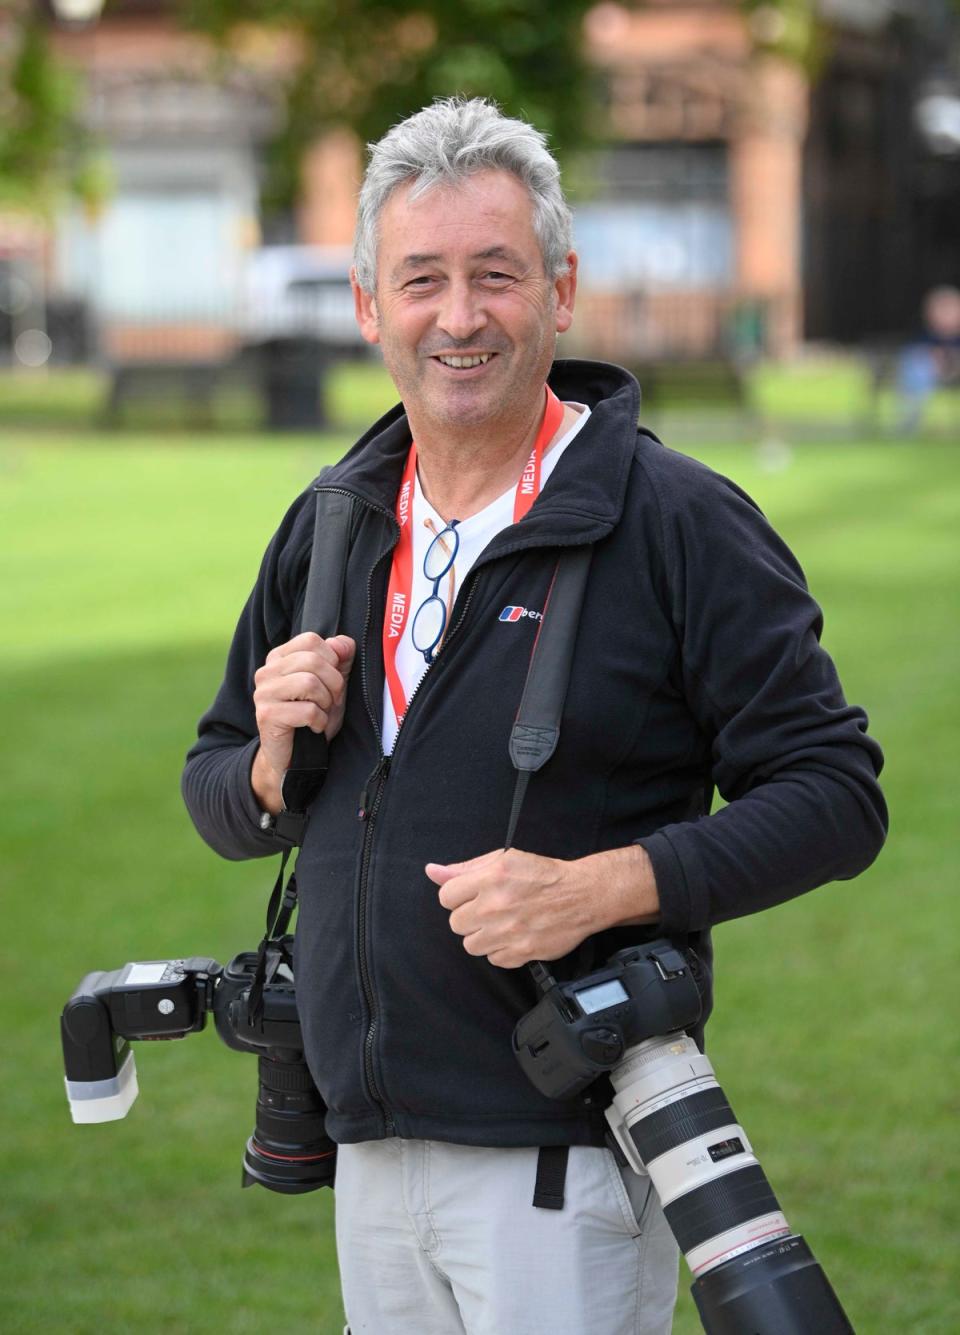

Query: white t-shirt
381;403;591;753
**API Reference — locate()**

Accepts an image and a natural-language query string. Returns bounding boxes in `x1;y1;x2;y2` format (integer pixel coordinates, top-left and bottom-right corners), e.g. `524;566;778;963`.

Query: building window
574;143;733;289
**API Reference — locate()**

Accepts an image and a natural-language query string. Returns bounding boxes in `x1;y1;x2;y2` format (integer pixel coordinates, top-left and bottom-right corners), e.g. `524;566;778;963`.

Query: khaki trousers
335;1139;679;1334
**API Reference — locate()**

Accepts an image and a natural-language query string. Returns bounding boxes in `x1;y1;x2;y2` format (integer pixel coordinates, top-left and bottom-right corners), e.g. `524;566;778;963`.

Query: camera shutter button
579;1027;623;1064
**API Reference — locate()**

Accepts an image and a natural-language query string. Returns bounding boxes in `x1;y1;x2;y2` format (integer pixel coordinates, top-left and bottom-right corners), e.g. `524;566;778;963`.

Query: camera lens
242;1056;337;1194
608;1035;853;1333
609;1035;788;1276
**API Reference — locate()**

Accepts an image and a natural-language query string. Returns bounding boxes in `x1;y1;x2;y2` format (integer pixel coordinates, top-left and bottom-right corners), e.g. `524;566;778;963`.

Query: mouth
430;352;496;371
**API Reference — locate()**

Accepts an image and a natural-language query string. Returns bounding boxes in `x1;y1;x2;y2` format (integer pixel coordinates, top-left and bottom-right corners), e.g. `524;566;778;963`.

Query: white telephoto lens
606;1033;790;1276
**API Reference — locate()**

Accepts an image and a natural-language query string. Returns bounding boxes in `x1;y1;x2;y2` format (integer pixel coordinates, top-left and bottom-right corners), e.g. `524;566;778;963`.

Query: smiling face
352;170;577;442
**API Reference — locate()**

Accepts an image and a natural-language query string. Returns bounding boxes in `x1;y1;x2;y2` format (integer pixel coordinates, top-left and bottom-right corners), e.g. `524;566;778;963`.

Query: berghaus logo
499;605;543;623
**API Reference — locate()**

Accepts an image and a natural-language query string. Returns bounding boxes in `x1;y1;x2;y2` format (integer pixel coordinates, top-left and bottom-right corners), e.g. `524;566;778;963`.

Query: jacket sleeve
635;456;888;933
180;488;314;860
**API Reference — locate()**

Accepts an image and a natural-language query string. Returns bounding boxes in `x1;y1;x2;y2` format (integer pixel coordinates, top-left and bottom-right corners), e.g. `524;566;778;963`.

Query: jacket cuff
181;737;280;860
235;738;274;831
635;830;710;935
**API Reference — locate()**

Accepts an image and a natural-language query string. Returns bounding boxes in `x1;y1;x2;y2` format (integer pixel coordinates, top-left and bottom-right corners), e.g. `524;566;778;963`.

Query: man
183;98;886;1334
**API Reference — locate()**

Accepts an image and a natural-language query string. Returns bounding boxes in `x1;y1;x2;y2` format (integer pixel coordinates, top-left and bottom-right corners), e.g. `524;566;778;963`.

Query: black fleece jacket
182;360;887;1148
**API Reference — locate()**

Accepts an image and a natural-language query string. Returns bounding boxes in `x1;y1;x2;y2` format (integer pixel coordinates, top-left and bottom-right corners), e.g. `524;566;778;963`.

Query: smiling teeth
438;354;490;368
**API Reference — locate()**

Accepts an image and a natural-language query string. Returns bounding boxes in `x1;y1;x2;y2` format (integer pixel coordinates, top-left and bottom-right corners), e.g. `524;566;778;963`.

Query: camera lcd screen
123;963;169;986
575;979;629;1015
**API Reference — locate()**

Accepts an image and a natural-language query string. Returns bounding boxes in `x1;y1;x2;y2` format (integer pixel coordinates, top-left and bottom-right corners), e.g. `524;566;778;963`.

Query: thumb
425;848;504;886
329;635;357;675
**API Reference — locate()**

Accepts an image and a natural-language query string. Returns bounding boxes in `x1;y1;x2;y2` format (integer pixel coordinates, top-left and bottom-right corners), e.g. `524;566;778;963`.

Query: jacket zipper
320;481;522;1131
351;563;483;1133
355;752;391;1128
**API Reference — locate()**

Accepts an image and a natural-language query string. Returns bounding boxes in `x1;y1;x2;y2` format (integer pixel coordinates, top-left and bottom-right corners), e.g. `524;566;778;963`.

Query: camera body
513;941;701;1098
60;941;336;1194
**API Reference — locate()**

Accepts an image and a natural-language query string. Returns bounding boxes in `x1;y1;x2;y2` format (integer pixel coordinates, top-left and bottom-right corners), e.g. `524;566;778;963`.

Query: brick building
18;0;957;374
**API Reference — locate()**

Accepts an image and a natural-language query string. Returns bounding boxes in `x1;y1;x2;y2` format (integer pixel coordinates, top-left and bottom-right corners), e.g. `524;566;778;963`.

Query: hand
426;845;660;970
252;632;356;811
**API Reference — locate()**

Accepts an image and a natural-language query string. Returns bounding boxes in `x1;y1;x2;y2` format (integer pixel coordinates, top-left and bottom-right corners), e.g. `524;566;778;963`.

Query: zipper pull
357;755;390;820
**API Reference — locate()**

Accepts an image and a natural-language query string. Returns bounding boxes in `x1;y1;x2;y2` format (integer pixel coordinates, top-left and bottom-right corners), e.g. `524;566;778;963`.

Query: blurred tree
0;7;72;212
176;0;596;217
0;5;108;216
738;1;824;69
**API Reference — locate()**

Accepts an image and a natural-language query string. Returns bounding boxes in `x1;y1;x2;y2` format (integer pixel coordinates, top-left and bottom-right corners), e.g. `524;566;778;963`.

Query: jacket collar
318;359;644;550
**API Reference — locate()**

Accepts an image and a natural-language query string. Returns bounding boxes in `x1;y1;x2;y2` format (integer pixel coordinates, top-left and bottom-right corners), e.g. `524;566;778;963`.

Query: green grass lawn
1;351;958;440
1;422;957;1333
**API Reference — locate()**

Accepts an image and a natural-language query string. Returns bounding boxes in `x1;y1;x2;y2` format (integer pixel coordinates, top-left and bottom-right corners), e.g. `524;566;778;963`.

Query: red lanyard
382;385;564;729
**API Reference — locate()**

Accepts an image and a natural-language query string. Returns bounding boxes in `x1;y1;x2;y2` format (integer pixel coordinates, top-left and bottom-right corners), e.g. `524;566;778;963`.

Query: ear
553;252;578;335
351;266;380;345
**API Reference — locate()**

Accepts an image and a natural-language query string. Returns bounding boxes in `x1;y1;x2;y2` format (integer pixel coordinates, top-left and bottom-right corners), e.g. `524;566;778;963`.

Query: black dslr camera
514;940;854;1335
60;938;335;1194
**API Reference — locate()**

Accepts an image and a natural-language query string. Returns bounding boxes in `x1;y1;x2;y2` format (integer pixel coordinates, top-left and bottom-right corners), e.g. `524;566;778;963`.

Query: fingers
258;652;342;700
254;634;356;766
255;661;340;731
432;849;588;969
264;631;355;670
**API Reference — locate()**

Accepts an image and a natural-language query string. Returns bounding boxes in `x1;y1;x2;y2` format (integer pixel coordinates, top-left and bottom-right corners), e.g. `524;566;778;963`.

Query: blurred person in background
896;284;960;433
182;98;887;1335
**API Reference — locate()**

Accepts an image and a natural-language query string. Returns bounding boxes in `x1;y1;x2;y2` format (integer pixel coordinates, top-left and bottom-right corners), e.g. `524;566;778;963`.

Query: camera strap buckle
649;944;689;982
250;848;298;1023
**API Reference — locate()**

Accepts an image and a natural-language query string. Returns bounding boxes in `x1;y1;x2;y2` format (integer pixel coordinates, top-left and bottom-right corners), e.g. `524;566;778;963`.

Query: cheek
384;307;431;347
503;293;556;336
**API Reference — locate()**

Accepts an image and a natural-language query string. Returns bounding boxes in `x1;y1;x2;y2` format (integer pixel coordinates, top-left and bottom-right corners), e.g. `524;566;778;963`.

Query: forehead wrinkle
473;245;528;266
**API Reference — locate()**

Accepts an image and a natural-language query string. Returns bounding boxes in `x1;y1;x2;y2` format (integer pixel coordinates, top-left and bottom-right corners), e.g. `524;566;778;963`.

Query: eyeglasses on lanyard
411;519;460;664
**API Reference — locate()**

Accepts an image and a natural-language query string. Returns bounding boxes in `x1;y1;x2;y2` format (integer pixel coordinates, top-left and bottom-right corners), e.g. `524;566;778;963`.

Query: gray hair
353;97;572;292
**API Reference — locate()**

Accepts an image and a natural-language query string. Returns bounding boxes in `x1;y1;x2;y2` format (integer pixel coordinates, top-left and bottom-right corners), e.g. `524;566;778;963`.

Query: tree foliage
740;0;823;68
0;10;107;217
0;14;75;212
176;0;597;216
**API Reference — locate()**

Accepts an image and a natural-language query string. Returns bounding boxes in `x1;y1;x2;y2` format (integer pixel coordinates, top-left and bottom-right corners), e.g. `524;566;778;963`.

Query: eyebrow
391;245;528;279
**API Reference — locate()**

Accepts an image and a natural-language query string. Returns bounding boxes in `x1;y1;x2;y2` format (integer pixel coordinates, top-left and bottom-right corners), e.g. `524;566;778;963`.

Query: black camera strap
273;484;357;846
250;481;356;1022
505;545;593;851
501;544;594;1212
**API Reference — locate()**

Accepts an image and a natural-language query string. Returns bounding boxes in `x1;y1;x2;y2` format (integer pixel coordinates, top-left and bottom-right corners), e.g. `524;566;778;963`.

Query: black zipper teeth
357;754;391;1128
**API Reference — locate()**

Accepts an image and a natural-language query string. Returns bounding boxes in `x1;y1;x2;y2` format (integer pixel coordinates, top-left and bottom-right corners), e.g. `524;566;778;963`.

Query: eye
404;275;439;291
481;271;514;284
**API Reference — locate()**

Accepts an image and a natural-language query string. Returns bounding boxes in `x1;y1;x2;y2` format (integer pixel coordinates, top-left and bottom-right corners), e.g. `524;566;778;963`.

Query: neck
410;400;578;523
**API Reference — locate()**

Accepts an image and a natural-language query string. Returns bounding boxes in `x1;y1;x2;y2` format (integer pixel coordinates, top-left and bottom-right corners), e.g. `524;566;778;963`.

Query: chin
430;388;501;427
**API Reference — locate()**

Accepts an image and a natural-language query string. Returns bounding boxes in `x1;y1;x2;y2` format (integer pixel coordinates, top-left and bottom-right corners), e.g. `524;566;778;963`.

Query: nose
437;277;487;342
